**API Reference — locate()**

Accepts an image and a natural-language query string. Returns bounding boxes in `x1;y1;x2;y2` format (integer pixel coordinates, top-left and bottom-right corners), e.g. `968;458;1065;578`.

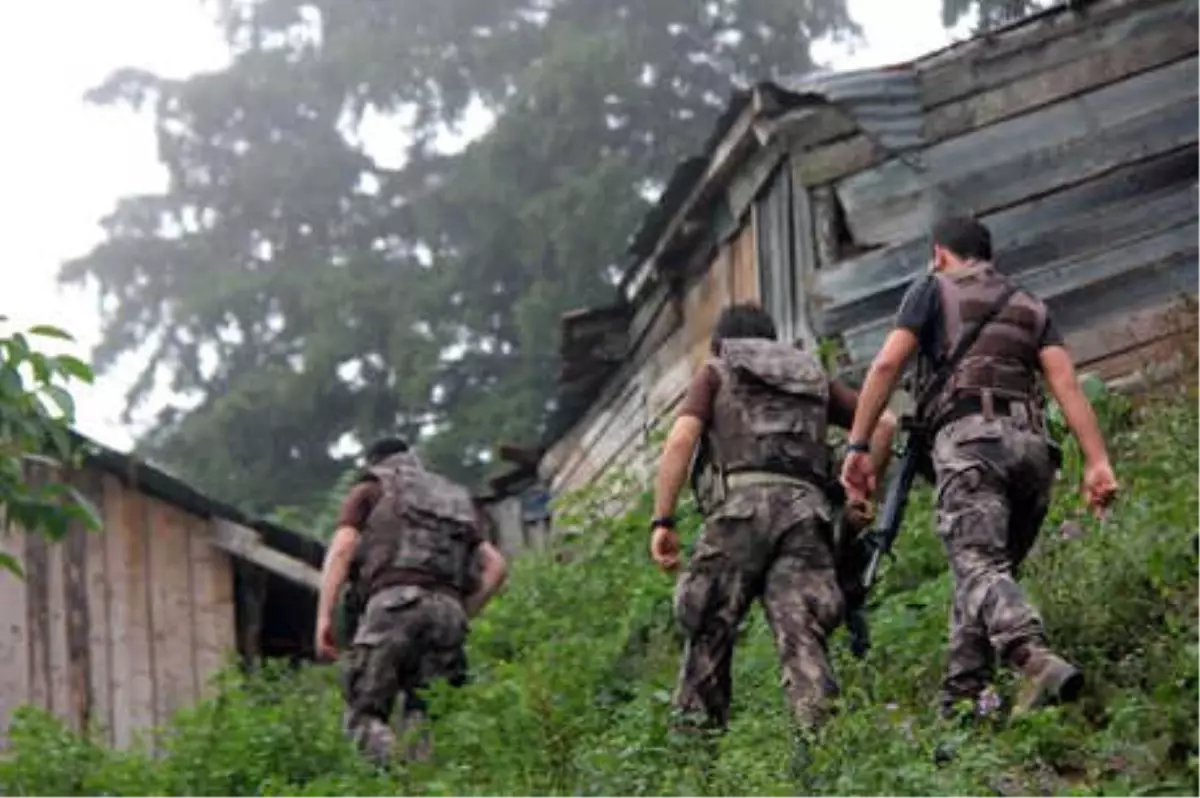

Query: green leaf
66;485;103;531
42;385;75;421
28;353;51;383
54;354;94;383
0;551;24;578
27;325;74;342
0;365;23;398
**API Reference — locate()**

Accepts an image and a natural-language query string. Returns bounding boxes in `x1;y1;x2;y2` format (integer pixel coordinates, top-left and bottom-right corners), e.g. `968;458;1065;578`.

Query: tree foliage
942;0;1051;31
61;0;862;512
63;0;1049;515
0;319;101;576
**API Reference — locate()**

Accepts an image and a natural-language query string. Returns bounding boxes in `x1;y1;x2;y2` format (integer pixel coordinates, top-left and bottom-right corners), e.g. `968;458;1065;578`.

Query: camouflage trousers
932;413;1056;705
340;585;469;766
672;482;844;732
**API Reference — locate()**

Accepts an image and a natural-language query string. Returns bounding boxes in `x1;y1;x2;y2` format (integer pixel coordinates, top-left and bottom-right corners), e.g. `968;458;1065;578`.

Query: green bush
1;389;1195;796
0;318;99;576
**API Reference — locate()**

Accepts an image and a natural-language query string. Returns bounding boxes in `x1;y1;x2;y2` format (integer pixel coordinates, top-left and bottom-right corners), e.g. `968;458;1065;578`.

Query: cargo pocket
353;587;424;647
673;500;753;636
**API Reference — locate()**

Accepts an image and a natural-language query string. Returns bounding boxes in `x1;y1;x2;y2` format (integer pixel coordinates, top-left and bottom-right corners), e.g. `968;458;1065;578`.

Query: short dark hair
364;437;410;466
711;303;778;354
932;215;992;262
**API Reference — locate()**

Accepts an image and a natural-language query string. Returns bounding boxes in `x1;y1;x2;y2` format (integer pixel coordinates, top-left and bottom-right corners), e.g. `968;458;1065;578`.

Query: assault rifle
844;281;1021;659
844;416;928;658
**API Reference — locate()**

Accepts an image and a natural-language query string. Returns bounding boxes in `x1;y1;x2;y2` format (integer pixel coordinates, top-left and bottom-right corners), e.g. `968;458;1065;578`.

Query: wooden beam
208;520;321;593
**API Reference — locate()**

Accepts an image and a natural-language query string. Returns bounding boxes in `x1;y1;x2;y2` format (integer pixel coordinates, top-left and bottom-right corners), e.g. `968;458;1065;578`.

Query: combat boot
1012;645;1084;715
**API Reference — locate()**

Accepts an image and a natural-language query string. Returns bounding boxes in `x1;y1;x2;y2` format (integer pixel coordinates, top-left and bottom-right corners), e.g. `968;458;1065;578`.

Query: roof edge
70;430;327;570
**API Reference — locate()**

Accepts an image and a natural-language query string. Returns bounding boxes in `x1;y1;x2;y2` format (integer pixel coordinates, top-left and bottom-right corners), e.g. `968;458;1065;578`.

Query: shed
532;0;1198;499
0;434;326;749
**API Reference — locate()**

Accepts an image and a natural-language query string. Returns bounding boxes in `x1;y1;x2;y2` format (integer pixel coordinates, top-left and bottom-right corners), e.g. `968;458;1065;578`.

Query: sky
3;0;973;455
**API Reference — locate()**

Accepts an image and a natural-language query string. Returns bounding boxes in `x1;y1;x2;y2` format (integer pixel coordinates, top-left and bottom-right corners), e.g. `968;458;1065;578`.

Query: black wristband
650;516;676;531
846;441;870;454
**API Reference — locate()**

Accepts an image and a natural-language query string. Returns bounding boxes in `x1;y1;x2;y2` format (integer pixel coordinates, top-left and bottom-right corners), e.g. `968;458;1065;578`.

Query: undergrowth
1;384;1196;796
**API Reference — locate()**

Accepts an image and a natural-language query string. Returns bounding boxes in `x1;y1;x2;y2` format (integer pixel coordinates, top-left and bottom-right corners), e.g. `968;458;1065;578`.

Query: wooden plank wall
807;0;1197;372
0;463;237;750
542;222;760;496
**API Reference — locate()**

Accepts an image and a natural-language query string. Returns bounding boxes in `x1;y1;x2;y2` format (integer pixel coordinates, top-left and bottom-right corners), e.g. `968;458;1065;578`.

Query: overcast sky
4;0;972;454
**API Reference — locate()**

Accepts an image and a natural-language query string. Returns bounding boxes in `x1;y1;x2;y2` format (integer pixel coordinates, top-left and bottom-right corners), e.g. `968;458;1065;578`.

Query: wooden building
0;437;326;749
486;0;1197;509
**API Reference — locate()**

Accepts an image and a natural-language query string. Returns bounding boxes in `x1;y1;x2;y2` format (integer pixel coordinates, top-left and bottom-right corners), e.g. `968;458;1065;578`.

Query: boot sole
1055;668;1085;703
1016;665;1084;714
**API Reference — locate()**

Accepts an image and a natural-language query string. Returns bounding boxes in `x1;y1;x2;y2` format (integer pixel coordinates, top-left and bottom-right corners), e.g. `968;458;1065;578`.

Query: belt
936;394;1048;432
725;470;819;491
368;568;462;602
940;395;1011;427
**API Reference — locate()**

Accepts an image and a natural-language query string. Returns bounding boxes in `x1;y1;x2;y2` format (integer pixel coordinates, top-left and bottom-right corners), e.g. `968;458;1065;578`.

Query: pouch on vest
717;340;830;480
359;460;480;598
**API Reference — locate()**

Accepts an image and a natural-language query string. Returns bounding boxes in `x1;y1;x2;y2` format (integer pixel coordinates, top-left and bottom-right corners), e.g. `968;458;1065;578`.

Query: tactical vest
352;452;480;600
923;264;1048;427
700;338;830;493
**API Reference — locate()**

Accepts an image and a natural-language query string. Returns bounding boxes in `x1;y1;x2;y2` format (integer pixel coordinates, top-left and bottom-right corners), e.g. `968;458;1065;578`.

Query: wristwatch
650;516;676;532
846;441;871;454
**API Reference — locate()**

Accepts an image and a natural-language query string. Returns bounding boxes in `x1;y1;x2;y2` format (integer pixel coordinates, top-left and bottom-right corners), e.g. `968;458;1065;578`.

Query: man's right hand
1083;458;1119;518
650;526;681;573
840;450;877;504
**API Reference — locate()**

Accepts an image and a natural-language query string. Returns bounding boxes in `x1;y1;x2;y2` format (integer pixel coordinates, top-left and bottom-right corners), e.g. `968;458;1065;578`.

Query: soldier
314;437;509;766
649;304;896;735
839;216;1119;716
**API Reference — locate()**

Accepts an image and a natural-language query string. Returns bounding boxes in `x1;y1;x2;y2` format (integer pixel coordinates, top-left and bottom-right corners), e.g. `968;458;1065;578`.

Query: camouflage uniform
933;414;1055;705
676;339;843;732
922;265;1079;712
341;452;482;766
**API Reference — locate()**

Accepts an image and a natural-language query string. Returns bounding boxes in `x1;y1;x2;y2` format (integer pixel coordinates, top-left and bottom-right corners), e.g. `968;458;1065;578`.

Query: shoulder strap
915;282;1021;416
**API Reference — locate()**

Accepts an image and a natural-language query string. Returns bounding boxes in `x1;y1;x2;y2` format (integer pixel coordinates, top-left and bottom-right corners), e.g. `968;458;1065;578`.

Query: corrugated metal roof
621;66;925;274
771;65;925;153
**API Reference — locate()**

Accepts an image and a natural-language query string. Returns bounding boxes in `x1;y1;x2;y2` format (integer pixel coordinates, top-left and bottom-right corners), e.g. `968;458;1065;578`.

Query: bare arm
318;525;360;626
463;541;508;619
1039;346;1110;465
869;411;898;481
653;415;704;519
830;379;897;482
848;328;919;446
